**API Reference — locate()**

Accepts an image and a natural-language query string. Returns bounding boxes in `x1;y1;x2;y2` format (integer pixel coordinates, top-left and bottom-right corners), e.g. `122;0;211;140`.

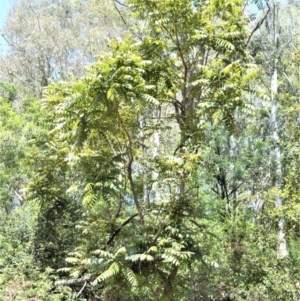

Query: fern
82;190;98;208
94;249;113;259
113;247;127;259
129;253;154;262
140;93;159;105
147;245;158;254
65;257;80;264
92;262;120;285
122;265;138;287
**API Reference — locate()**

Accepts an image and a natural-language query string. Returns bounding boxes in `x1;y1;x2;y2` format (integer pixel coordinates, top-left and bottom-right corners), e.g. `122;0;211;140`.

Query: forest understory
0;0;300;300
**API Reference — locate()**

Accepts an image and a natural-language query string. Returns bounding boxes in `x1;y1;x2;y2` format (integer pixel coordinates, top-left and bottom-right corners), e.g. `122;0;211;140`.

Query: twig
76;281;87;297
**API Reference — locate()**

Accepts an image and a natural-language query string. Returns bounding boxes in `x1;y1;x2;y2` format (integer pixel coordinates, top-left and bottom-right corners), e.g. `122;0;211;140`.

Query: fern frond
57;267;72;273
129;253;154;262
113;247;127;259
140;93;159;105
92;262;120;285
82;257;106;266
65;257;81;264
147;245;158;254
94;249;114;259
122;266;138;287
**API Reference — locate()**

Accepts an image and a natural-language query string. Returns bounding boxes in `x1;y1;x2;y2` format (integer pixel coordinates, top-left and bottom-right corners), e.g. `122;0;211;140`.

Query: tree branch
114;0;128;7
75;281;87;297
228;182;244;197
246;5;270;46
55;214;138;287
54;274;97;286
106;213;138;246
117;110;144;222
114;3;128;27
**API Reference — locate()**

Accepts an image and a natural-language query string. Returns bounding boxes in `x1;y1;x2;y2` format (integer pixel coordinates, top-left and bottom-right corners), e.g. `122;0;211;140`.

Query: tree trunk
267;1;288;258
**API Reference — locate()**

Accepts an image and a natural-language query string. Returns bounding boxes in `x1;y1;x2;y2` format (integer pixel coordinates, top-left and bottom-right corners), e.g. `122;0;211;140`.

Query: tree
248;0;300;259
0;84;41;213
2;0;300;300
29;0;258;299
0;0;127;98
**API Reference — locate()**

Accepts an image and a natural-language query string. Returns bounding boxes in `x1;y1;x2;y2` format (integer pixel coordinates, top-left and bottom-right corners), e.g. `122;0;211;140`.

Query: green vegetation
1;0;300;300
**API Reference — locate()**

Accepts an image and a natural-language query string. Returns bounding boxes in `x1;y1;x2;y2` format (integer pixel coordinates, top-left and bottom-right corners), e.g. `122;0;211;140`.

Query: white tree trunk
268;1;288;258
152;128;161;202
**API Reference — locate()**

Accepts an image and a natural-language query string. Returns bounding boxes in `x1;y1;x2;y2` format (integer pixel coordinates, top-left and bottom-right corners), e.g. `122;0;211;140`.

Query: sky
0;0;10;24
0;0;10;52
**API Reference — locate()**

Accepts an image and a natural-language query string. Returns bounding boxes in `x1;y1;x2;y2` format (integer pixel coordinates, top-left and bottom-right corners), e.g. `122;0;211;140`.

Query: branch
211;187;222;198
127;158;144;222
114;3;128;27
246;5;270;46
190;220;219;239
54;274;96;286
278;33;299;57
106;213;138;246
113;194;123;219
172;100;185;127
14;190;24;205
55;214;138;287
173;143;185;156
117;111;144;222
153;212;168;244
114;0;128;7
228;182;244;197
76;281;87;297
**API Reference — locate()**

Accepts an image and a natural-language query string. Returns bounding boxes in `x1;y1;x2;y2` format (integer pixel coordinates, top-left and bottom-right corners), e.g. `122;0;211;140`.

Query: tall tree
0;0;127;98
30;0;258;299
248;0;300;259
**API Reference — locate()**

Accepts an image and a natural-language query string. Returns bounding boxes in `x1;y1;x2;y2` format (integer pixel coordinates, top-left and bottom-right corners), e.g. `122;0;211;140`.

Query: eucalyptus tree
248;0;300;259
0;0;127;98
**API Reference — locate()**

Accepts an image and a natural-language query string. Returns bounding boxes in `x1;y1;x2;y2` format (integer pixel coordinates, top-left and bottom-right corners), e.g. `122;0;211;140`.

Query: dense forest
1;0;300;300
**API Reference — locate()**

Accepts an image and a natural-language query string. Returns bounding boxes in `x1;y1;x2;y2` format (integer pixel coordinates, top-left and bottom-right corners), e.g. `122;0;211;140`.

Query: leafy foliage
1;0;300;300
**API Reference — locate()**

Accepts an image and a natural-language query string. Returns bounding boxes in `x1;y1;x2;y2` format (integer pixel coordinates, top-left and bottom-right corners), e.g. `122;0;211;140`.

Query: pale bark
152;130;161;202
140;118;149;204
152;109;161;203
54;274;96;286
267;1;288;258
